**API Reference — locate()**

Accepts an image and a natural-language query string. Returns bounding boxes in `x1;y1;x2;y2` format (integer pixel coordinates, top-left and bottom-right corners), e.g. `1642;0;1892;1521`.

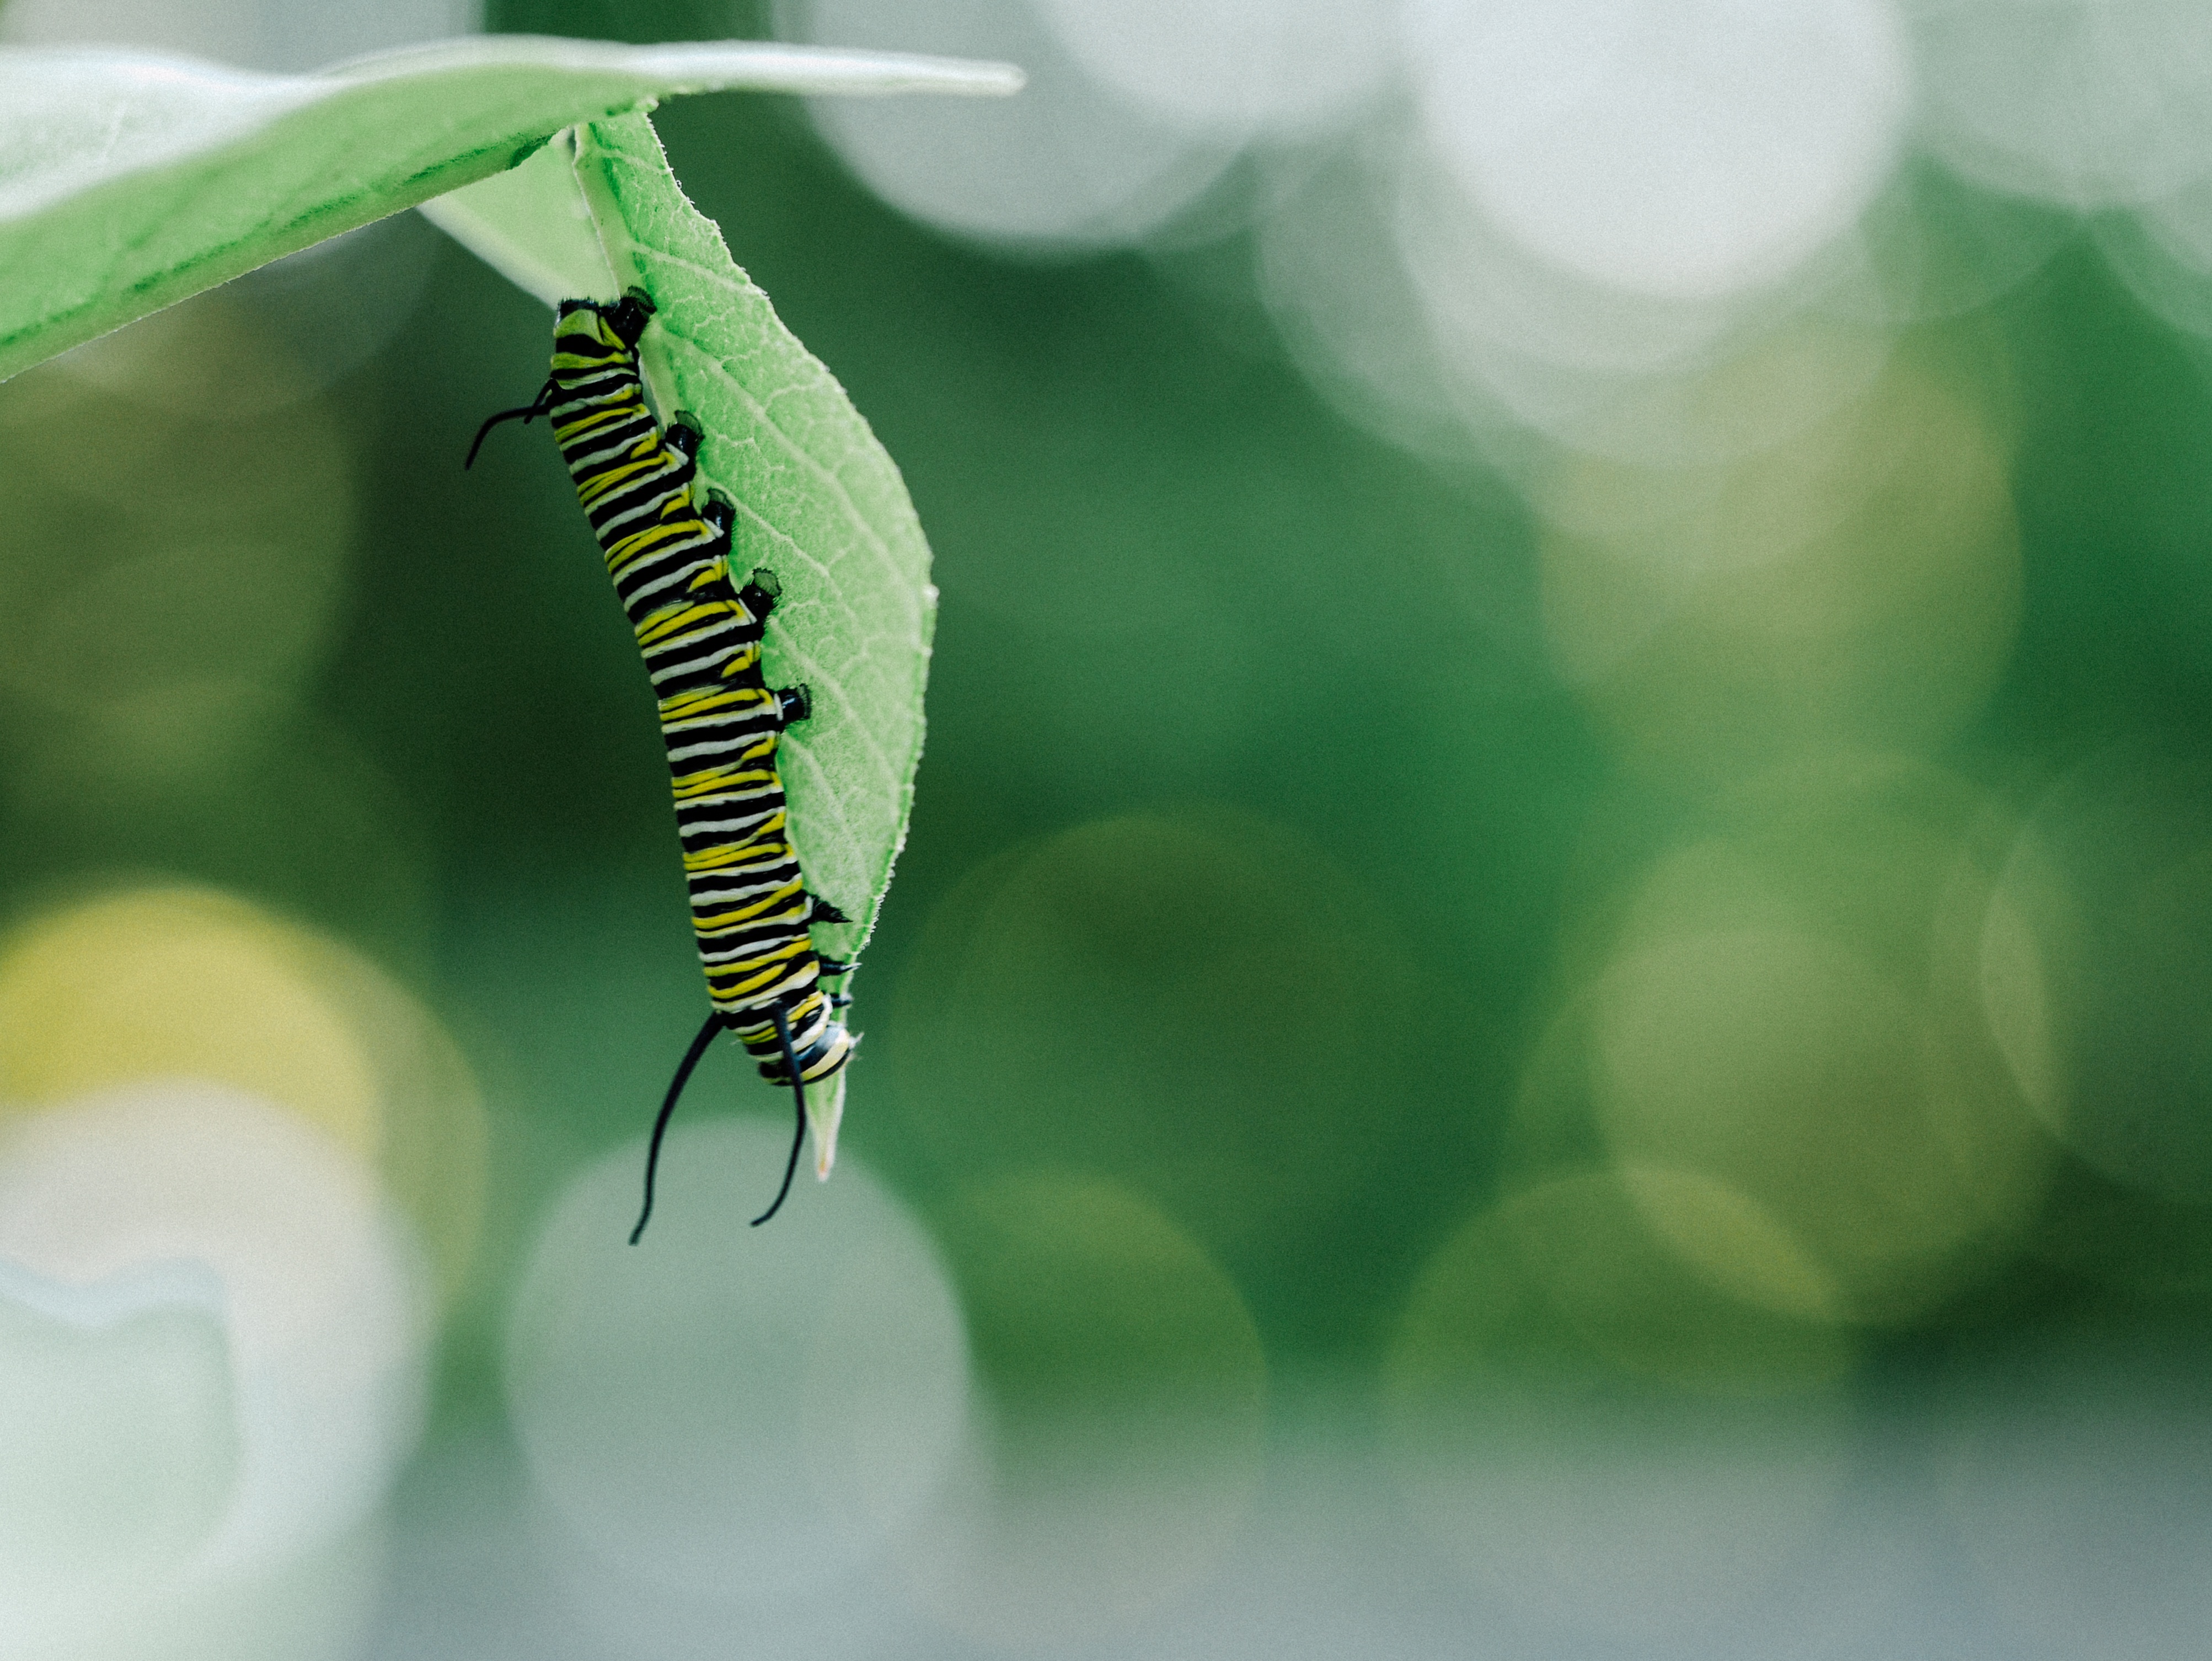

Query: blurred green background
6;0;2212;1656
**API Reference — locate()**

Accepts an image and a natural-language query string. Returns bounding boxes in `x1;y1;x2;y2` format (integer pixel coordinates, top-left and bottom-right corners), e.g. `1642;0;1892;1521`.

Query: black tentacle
464;379;558;469
629;1011;725;1245
751;1006;810;1226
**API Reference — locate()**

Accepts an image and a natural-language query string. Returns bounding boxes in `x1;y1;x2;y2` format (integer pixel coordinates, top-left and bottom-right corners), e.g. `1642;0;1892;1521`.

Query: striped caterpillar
469;291;856;1236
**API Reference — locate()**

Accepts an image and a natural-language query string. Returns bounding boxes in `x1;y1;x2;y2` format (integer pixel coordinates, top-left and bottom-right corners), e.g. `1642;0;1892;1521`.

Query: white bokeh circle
0;0;481;74
1915;0;2212;210
505;1118;968;1606
1403;0;1910;299
1031;0;1397;137
0;1084;429;1579
780;0;1242;253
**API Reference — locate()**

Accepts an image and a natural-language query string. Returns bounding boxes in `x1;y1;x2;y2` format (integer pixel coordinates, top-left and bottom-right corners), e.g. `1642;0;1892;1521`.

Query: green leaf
420;128;618;307
0;36;1020;381
541;112;933;970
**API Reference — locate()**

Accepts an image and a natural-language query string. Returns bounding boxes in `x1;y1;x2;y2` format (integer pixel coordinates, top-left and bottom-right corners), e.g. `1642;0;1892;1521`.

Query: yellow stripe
660;685;774;722
709;947;813;1000
636;601;733;647
606;519;714;574
683;823;789;859
670;763;777;801
690;882;806;927
551;397;645;440
682;839;792;874
575;447;668;506
729;990;829;1041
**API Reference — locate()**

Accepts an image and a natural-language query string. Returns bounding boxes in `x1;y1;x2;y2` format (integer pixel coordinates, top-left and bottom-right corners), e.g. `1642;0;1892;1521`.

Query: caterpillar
468;291;857;1238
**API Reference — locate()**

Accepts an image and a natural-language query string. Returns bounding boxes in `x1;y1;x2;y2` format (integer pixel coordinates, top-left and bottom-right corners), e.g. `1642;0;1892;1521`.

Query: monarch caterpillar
468;291;857;1237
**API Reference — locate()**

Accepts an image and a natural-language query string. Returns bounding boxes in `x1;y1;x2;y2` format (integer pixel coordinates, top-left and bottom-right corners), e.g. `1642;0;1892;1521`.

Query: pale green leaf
420;130;615;307
0;36;1020;380
521;111;933;968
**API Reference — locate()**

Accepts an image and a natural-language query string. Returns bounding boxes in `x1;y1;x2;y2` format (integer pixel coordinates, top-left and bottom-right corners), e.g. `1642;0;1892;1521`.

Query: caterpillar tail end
810;1069;846;1182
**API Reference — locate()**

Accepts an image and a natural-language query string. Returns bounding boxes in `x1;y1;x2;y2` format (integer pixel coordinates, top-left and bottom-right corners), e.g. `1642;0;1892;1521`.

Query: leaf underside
0;35;1019;382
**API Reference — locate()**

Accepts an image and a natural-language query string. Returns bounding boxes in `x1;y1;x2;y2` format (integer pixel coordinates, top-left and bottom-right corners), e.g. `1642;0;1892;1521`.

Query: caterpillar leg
730;563;781;620
806;893;849;924
597;290;655;345
817;953;859;1010
775;684;813;725
662;418;703;487
700;492;736;545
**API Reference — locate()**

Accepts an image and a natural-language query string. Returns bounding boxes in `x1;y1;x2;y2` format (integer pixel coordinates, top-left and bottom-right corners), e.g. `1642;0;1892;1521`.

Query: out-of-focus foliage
7;0;2212;1656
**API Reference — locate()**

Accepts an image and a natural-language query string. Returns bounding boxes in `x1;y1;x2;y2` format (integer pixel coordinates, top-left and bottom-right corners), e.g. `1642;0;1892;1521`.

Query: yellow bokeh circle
0;885;485;1303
